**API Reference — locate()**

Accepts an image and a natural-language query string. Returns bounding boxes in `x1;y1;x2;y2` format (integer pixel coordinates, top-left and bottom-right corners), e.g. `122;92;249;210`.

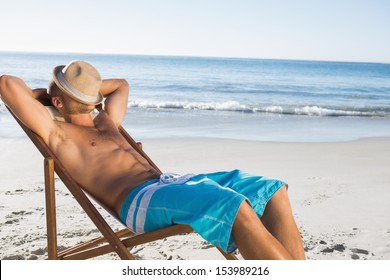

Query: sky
0;0;389;63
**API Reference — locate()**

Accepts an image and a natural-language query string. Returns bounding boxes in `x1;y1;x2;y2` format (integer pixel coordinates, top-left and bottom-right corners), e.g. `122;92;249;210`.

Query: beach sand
0;136;389;260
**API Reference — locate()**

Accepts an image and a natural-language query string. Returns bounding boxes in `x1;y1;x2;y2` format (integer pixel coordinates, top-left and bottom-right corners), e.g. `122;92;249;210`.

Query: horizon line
0;49;389;65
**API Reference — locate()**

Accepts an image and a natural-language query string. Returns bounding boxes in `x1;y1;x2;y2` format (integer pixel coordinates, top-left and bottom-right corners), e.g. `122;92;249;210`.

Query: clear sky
0;0;389;63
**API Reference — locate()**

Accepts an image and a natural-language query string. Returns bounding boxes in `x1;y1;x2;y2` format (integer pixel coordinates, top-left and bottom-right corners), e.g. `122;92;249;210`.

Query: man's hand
32;88;52;106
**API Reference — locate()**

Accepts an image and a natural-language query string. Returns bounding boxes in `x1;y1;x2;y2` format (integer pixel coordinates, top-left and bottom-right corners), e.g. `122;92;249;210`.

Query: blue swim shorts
119;169;286;254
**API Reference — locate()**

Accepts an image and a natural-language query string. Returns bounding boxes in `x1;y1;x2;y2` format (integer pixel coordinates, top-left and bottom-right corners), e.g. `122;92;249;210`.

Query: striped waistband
119;178;159;224
119;173;195;227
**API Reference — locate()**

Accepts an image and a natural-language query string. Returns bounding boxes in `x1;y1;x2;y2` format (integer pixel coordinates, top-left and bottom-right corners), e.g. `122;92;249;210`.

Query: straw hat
51;60;103;105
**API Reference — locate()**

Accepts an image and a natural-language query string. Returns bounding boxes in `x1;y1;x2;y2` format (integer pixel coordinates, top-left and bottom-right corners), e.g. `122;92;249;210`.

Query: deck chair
6;103;237;260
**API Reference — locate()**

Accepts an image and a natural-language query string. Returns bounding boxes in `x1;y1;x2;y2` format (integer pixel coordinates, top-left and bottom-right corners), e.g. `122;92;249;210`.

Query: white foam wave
295;106;338;116
264;106;284;114
0;98;383;117
128;100;252;112
128;99;388;117
293;106;377;117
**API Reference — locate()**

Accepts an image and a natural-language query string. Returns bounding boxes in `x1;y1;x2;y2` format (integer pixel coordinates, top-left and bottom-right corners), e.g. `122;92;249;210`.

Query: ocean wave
128;100;254;113
1;98;387;117
293;106;369;117
127;99;389;117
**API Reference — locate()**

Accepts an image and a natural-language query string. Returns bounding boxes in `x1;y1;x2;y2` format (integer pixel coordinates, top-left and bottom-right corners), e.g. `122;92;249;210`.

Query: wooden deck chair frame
7;105;237;260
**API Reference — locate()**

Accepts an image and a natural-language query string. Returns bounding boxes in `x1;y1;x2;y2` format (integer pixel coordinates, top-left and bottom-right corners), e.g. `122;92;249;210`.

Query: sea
1;52;390;142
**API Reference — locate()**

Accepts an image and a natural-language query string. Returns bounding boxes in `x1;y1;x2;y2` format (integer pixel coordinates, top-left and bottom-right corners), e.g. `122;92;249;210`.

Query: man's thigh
203;169;287;218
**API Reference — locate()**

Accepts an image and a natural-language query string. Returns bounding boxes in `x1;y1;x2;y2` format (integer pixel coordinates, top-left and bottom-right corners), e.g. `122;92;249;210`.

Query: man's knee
264;185;293;217
234;201;259;226
269;185;289;204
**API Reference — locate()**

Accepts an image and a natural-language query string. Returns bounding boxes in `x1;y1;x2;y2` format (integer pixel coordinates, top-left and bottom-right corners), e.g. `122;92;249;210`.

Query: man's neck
65;113;95;127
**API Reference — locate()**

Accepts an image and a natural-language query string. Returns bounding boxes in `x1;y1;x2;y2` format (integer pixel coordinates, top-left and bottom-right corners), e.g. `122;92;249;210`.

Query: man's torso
48;111;160;217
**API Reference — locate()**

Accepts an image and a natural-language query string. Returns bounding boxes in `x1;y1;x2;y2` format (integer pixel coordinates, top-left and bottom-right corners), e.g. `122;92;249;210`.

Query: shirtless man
0;61;305;260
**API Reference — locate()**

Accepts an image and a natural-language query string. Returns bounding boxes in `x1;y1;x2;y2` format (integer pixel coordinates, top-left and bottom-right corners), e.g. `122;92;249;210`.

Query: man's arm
0;75;55;143
100;79;129;127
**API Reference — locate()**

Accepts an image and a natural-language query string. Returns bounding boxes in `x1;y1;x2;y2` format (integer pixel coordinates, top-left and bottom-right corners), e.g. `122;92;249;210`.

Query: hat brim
52;65;103;105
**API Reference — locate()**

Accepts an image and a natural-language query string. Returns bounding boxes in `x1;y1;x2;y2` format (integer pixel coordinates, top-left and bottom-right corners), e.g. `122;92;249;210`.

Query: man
0;61;305;259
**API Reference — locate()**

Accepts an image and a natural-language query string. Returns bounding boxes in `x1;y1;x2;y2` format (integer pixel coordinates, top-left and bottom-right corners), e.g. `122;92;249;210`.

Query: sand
0;136;389;260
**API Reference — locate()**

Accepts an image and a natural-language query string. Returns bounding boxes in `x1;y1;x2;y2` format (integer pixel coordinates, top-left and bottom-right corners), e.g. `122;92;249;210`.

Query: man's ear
51;96;63;109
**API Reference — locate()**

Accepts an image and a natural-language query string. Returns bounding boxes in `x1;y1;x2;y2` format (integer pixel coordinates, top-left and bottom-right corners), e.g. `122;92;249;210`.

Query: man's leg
260;186;306;260
232;202;293;260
